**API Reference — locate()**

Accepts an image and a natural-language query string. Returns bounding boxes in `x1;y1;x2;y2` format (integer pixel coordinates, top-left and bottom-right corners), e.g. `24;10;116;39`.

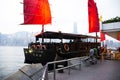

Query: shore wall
5;64;43;80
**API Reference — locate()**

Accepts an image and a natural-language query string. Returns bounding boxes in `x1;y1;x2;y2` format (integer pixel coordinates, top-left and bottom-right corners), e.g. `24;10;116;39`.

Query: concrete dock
4;64;43;80
5;60;120;80
48;60;120;80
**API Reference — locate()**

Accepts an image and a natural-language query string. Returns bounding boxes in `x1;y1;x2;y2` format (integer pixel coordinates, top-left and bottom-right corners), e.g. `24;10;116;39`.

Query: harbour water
0;46;27;80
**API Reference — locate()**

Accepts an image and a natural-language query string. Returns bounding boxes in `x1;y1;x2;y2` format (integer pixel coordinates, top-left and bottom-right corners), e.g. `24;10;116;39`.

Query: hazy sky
0;0;120;35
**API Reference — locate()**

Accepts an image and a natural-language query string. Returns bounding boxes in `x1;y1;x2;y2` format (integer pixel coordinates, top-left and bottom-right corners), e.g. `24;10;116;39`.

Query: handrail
47;57;83;64
41;64;48;80
40;56;88;80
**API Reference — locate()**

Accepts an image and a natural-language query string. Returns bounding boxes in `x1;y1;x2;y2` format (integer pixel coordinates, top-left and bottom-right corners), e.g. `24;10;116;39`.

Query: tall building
73;22;77;34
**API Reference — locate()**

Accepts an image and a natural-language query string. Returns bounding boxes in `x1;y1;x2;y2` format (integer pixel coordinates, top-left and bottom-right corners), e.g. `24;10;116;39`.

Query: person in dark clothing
96;46;101;59
89;48;97;65
89;48;94;60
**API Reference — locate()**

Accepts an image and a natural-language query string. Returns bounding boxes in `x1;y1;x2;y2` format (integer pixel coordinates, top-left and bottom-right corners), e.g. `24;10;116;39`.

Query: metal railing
40;64;49;80
40;56;88;80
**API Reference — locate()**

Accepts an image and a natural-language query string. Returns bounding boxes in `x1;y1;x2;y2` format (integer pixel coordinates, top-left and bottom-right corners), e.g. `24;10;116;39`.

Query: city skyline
0;0;120;37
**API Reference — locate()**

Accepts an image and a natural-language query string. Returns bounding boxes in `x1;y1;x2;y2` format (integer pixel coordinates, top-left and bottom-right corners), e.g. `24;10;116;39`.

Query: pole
100;15;105;61
42;25;44;43
53;63;56;80
96;32;97;43
95;32;98;48
100;15;104;47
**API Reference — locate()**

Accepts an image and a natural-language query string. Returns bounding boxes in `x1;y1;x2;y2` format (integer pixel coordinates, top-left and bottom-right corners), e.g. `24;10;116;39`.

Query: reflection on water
0;46;27;80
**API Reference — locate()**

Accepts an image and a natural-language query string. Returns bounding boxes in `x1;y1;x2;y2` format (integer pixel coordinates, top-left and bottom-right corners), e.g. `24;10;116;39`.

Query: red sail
100;32;105;41
23;0;51;24
88;0;99;33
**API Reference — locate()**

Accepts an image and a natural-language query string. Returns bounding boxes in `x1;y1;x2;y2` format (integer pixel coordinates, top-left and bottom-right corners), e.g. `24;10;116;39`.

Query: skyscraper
73;22;77;34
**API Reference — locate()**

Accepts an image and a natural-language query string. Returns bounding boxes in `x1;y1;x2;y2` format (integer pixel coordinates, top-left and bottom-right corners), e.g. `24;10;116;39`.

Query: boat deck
48;60;120;80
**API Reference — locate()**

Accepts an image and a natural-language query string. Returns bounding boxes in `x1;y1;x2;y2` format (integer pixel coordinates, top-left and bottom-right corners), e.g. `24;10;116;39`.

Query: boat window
88;38;95;42
81;39;87;42
44;39;51;42
36;38;61;43
51;39;61;43
62;39;70;43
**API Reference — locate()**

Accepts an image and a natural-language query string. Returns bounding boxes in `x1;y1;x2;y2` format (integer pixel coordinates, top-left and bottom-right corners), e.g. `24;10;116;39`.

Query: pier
48;60;120;80
5;57;120;80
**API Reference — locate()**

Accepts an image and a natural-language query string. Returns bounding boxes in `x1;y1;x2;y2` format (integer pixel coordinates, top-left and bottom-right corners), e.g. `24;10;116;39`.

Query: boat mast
96;32;97;43
42;24;44;43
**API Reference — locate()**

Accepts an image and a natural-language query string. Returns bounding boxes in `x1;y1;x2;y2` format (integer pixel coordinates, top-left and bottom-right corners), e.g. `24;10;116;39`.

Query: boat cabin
24;31;100;65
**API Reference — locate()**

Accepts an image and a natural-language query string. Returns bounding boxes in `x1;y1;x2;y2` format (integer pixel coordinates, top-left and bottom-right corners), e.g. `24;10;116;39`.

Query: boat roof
35;31;100;40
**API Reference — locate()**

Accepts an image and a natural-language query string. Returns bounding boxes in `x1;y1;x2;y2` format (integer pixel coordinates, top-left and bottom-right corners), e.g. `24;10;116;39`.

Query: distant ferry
23;31;100;66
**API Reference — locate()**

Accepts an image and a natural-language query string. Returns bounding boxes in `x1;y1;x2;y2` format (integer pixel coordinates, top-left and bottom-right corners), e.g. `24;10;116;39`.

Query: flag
100;32;105;41
88;0;99;33
22;0;52;24
99;15;102;22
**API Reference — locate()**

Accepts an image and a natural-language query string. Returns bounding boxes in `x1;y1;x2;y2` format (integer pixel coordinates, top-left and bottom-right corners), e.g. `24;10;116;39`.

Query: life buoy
64;44;69;51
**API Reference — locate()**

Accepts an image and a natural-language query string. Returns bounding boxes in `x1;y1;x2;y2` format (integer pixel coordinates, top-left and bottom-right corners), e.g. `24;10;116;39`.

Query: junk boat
24;31;100;65
22;0;100;67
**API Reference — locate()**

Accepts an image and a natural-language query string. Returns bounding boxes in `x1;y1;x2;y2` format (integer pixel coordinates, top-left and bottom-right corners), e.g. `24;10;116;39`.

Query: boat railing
39;56;89;80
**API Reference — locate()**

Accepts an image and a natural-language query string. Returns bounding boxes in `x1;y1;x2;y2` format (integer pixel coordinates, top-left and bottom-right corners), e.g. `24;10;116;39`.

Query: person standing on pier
101;46;107;61
89;47;97;64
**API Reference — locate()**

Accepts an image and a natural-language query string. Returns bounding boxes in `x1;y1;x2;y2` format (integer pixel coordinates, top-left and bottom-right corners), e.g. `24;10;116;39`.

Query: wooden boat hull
24;48;56;65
